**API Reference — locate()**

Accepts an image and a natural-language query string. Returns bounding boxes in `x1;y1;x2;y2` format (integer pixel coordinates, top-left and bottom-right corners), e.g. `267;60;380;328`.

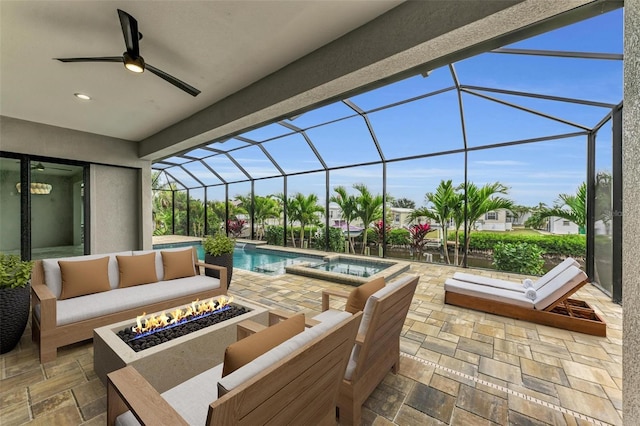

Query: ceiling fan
54;9;200;97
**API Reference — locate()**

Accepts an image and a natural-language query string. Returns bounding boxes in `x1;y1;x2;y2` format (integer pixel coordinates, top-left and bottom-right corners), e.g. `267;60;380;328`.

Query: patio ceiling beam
459;85;618;109
462;88;592;131
449;64;469;151
490;47;623;61
257;144;286;176
278;120;328;170
365;86;457;114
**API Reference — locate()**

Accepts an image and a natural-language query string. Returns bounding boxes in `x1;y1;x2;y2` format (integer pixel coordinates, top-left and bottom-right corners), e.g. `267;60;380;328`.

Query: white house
474;209;513;232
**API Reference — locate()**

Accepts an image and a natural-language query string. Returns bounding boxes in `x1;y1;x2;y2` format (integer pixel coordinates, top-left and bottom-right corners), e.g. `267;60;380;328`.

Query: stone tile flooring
0;261;622;425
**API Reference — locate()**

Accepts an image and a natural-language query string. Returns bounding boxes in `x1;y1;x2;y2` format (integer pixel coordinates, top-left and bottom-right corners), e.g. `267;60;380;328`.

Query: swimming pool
152;242;321;275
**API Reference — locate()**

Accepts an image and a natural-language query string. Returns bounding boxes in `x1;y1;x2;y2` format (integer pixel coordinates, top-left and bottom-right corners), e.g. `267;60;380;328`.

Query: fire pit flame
131;296;234;340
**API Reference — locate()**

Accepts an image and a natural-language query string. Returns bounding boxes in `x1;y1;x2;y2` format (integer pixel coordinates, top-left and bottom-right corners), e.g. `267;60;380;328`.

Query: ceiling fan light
123;52;145;73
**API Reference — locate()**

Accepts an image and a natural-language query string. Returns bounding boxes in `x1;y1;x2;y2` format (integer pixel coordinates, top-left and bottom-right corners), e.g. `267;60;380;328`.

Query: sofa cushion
42;252;131;298
58;257;111;300
162;249;196;280
117;252;158;288
115;364;224;426
217;310;351;397
533;266;587;310
52;275;221;326
344;277;385;314
133;248;197;282
222;314;305;377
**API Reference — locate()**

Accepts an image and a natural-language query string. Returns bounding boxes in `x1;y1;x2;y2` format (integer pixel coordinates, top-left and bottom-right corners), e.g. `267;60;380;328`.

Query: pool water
153;242;320;275
310;258;389;278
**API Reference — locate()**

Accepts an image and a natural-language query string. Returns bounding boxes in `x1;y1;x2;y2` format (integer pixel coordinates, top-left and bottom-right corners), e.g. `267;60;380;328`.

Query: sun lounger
445;265;606;336
452;257;580;293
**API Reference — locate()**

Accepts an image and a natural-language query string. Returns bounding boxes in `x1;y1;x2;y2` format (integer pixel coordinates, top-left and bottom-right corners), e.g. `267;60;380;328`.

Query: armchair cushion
58;257;111;300
222;313;305;377
161;249;196;281
345;277;385;314
117;253;158;288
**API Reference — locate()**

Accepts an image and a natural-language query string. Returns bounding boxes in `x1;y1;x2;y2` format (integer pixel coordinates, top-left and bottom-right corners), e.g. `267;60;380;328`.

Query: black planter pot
204;253;233;289
0;284;31;354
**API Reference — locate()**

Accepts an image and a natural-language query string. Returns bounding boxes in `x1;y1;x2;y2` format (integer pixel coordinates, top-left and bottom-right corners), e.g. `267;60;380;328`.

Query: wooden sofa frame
321;275;420;426
106;312;362;425
31;247;227;363
445;276;607;337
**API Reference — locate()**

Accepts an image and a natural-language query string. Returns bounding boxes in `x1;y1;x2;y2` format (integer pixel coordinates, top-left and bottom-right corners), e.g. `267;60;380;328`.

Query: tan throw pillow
117;252;158;288
222;314;305;377
58;257;111;300
161;249;196;281
344;277;385;314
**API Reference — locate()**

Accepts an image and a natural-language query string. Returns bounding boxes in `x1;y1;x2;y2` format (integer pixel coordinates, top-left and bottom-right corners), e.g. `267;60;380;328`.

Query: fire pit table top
93;295;270;392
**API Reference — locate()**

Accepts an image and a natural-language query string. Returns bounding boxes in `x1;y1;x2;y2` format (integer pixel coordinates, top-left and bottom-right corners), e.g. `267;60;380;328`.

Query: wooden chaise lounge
445;264;606;337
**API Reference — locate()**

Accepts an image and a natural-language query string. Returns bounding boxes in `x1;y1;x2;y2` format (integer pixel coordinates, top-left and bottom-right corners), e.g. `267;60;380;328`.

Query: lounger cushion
533;266;587;310
162;249;196;280
58;257;111;300
534;257;580;290
218;310;351;397
117;253;158;288
42;251;132;298
115;364;224;426
452;272;526;293
312;309;348;323
50;275;220;326
444;278;533;308
345;277;385;314
222;313;305;377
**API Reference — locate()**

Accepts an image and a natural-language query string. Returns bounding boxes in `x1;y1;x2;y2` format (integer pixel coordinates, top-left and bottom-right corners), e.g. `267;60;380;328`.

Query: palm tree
354;184;383;254
290;193;324;248
461;182;514;260
537;182;586;232
330;186;358;254
253;195;280;240
408;180;459;264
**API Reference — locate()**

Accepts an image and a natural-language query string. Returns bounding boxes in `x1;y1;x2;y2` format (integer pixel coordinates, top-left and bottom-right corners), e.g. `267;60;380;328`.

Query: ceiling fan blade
55;57;123;63
49;167;74;172
146;64;201;97
117;9;140;56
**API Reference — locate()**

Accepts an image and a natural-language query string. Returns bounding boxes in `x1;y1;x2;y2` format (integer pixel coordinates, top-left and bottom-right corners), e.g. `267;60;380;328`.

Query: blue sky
157;8;623;209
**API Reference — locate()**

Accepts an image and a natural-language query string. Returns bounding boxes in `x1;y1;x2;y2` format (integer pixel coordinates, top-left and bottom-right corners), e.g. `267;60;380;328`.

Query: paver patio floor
0;260;622;425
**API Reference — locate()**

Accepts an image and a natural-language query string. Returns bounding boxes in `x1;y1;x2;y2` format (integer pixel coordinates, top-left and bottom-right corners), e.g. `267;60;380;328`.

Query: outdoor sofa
31;247;227;363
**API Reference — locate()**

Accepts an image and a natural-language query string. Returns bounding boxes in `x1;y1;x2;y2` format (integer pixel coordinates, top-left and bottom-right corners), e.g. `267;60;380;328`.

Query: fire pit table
93;295;270;392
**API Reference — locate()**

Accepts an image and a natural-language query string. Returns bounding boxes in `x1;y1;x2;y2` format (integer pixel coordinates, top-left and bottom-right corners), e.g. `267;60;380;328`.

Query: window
563;220;571;226
485;211;498;220
394;214;400;223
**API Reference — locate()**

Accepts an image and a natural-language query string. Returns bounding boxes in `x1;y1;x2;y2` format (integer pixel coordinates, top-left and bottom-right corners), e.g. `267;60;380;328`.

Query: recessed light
74;93;91;100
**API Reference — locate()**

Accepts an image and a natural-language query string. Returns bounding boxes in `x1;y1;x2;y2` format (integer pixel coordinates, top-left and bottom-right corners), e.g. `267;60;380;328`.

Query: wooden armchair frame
107;312;362;425
321;275;419;425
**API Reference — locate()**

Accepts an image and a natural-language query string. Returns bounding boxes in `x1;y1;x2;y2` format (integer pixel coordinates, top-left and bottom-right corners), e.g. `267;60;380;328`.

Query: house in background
474;209;514;232
547;217;581;235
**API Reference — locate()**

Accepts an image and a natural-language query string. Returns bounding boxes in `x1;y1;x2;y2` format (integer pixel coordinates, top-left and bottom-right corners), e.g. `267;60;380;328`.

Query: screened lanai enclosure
152;9;623;303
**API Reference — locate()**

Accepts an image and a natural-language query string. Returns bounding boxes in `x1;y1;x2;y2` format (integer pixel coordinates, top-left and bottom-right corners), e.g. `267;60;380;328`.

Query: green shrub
464;232;585;257
312;226;344;252
265;226;284;245
0;253;34;289
388;228;410;246
492;242;545;275
202;234;235;256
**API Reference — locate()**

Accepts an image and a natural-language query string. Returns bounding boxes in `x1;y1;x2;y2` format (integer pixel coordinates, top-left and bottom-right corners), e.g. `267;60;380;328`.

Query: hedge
457;232;585;257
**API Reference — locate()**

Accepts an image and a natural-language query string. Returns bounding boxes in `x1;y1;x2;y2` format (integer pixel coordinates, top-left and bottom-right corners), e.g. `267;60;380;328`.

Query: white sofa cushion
452;272;526;292
115;364;224;426
533;257;580;291
133;248;196;282
42;251;132;298
53;275;221;326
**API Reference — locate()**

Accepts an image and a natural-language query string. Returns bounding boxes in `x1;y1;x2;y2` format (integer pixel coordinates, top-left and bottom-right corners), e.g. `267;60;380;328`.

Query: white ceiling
0;1;401;142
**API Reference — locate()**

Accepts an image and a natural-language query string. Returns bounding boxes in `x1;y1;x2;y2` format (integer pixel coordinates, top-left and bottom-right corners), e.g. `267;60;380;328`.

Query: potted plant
0;253;34;354
203;234;235;289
